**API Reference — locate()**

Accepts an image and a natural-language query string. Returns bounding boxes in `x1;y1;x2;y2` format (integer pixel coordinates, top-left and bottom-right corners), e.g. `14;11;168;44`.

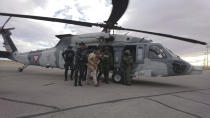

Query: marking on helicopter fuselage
33;55;39;63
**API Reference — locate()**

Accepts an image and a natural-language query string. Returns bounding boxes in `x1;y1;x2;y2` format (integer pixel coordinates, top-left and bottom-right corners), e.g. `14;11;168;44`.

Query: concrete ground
0;63;210;118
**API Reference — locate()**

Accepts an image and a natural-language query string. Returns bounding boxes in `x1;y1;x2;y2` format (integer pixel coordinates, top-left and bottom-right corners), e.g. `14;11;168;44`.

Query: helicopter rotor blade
0;0;129;31
0;12;105;28
104;0;129;31
114;26;207;45
0;9;206;45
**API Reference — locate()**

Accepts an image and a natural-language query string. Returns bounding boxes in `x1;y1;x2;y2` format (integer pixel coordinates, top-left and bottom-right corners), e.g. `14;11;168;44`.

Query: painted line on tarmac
0;97;60;110
145;97;202;118
194;91;210;95
172;94;210;106
42;82;56;86
18;88;210;118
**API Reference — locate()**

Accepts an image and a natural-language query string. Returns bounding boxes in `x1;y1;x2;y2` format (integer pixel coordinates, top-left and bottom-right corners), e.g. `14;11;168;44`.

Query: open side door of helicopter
112;43;124;83
112;43;146;83
123;43;150;79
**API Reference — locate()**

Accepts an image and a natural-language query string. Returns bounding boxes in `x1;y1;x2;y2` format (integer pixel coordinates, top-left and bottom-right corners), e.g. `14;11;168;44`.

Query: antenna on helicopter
124;32;130;36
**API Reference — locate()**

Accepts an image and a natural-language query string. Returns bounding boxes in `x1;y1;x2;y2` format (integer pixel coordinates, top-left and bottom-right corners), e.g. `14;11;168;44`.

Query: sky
0;0;210;65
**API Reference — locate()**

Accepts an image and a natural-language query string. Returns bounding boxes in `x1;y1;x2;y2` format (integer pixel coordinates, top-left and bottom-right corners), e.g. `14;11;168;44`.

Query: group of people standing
62;42;133;87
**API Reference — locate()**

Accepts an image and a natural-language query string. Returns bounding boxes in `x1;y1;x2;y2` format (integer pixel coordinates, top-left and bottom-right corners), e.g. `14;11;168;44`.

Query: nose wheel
18;68;23;72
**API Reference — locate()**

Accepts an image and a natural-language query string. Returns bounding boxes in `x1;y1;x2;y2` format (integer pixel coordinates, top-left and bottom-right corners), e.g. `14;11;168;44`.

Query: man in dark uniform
62;45;75;81
122;50;133;85
74;42;88;86
97;47;113;84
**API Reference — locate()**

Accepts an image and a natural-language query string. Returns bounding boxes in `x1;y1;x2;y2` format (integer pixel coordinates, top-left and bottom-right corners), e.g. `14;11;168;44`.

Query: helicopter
0;0;207;83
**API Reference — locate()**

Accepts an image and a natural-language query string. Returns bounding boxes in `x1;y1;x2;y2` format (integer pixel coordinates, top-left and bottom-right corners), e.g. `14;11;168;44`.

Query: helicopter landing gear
18;65;28;72
112;69;123;83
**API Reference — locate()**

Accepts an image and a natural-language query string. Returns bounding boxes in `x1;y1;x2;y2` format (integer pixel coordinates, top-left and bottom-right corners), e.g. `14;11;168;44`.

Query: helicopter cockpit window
148;45;167;59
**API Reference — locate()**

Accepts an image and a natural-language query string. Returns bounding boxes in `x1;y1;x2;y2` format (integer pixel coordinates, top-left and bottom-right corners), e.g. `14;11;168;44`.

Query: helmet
124;50;130;55
104;46;109;50
67;45;72;49
79;42;85;46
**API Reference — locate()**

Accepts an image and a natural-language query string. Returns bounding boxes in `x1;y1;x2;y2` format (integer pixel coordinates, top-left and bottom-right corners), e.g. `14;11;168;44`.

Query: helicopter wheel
18;68;23;72
112;72;123;83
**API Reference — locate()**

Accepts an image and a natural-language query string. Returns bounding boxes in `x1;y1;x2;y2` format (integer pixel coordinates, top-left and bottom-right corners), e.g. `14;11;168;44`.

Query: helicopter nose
175;60;203;75
187;64;203;75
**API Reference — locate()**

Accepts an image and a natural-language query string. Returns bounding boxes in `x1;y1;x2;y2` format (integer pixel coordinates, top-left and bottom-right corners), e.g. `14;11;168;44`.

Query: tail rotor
0;17;15;33
0;16;17;52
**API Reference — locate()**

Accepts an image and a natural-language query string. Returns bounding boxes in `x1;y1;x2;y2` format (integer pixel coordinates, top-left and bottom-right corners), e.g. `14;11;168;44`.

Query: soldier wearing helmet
122;49;133;85
97;46;113;84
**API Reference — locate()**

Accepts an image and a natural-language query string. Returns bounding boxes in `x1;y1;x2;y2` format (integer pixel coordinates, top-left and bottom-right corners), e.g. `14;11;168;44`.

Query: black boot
78;82;83;86
105;80;109;84
104;78;109;84
70;69;74;80
64;73;68;81
64;68;68;81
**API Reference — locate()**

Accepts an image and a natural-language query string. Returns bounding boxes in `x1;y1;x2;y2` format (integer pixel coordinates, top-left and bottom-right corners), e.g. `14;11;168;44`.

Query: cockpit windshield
148;45;167;59
165;48;179;58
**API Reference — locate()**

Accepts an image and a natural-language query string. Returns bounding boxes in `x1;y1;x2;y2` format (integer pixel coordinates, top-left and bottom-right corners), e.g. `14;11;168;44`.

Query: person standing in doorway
122;50;133;85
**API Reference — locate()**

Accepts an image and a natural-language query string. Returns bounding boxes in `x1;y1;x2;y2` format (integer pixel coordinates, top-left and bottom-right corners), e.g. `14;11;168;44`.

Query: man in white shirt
86;50;100;86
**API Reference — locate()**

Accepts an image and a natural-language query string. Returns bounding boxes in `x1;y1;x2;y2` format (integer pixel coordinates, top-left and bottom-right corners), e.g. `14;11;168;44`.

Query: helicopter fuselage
8;32;202;80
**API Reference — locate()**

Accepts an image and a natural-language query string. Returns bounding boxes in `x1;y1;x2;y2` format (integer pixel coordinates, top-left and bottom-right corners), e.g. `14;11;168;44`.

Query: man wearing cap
62;45;75;81
74;42;88;86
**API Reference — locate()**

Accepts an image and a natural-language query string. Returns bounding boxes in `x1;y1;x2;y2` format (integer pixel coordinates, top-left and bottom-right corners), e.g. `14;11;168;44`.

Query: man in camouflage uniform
122;50;133;85
97;47;113;84
74;42;88;86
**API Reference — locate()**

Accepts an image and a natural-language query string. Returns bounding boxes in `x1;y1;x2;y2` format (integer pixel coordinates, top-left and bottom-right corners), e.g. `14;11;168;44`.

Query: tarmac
0;63;210;118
